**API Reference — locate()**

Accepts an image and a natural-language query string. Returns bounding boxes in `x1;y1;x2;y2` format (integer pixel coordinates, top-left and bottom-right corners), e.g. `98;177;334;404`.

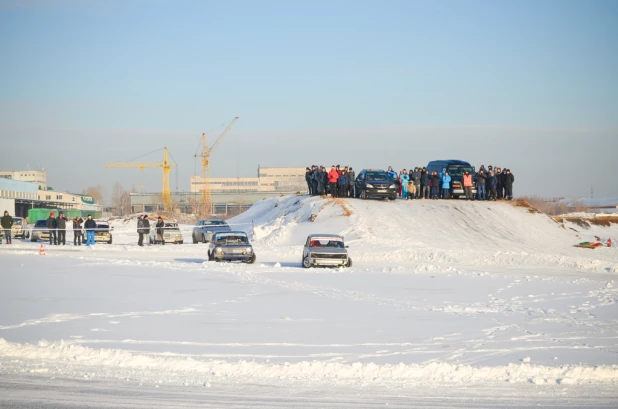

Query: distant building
190;166;306;194
0;169;47;190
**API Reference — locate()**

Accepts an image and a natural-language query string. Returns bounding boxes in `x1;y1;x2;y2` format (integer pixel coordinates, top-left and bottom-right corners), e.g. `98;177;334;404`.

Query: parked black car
354;169;398;200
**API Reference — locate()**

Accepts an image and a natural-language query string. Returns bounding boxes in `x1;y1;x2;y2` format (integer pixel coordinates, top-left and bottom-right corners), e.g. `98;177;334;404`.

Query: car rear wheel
192;234;197;244
302;256;312;268
202;234;208;243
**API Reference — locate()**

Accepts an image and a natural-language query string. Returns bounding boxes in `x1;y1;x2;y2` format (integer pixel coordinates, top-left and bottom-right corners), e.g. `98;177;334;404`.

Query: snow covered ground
1;196;618;408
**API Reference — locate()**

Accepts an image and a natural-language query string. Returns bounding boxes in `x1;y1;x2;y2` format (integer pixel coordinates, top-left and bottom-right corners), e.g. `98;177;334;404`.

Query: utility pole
591;185;594;199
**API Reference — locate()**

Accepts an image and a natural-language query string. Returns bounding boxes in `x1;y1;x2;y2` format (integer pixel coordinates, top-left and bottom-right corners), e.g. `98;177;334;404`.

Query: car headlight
389;184;397;188
365;183;374;188
215;247;223;254
245;246;253;253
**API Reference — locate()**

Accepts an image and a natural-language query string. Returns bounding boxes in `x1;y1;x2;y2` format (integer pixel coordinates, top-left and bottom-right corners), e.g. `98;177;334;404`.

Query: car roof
307;233;343;239
215;230;247;236
201;218;226;222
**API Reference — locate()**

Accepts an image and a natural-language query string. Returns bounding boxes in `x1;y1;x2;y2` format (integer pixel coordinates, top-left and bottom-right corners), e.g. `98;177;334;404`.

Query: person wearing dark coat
1;210;14;244
495;168;503;199
421;171;430;199
73;217;83;246
503;169;515;200
137;214;146;246
487;172;498;201
412;168;422;199
431;172;441;200
347;167;355;198
84;215;97;246
337;171;348;198
155;217;165;245
476;170;487;201
56;211;67;245
46;212;58;245
305;167;313;195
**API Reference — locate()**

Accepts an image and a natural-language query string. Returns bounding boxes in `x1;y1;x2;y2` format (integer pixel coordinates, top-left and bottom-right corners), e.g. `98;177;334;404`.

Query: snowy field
1;196;617;408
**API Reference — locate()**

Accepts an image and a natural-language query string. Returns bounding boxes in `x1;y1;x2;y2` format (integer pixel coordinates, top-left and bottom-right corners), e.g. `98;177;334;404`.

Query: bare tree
84;184;105;204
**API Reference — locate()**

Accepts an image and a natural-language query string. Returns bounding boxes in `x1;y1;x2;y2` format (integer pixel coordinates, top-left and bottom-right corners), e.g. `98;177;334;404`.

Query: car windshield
165;223;179;229
35;220;47;227
215;234;248;244
365;172;389;181
14;219;23;225
310;239;344;248
203;220;227;226
448;166;473;177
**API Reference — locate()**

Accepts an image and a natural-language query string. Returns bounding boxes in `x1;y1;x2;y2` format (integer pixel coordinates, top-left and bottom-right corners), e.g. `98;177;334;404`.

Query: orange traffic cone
608;238;612;248
39;244;46;256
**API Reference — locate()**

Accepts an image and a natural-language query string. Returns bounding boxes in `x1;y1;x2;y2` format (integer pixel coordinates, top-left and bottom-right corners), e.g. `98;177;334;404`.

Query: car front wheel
192;234;197;244
302;256;312;268
346;258;353;268
360;190;367;200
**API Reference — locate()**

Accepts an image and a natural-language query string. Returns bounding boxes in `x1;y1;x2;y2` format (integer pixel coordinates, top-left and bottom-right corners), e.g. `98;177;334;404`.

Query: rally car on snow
208;231;256;263
302;234;352;268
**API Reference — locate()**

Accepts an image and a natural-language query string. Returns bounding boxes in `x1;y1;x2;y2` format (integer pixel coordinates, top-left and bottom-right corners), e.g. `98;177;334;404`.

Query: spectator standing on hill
387;166;397;180
476;170;487;201
321;167;328;195
137;214;146;246
84;215;97;246
487;171;498;201
504;169;515;200
1;211;14;244
338;170;348;198
347;167;355;197
46;212;58;245
327;166;339;198
407;169;416;200
441;171;451;199
73;217;83;246
495;168;503;199
305;167;313;195
421;169;430;199
412;168;422;199
431;171;441;200
400;170;409;199
463;171;473;200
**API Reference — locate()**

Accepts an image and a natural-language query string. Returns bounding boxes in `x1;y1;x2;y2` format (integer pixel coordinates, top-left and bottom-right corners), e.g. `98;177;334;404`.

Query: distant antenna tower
591;185;594;199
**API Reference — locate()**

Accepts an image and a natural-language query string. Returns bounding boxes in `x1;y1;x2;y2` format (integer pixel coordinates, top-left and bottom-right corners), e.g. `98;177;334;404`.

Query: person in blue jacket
441;171;452;199
399;170;410;199
337;170;349;198
387;166;397;180
84;214;97;246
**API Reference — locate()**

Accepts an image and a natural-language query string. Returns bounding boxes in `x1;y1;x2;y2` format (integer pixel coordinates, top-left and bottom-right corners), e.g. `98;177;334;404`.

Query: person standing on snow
407;169;416;200
441;171;451;199
399;170;410;199
305;167;313;195
337;170;348;198
495;168;503;199
56;211;67;245
487;171;498;201
137;214;145;246
73;217;83;246
84;215;97;246
421;169;430;199
504;169;515;200
327;166;339;198
347;167;355;197
463;171;473;200
155;216;166;245
412;168;422;199
1;210;14;244
476;169;487;201
431;171;441;200
46;212;58;245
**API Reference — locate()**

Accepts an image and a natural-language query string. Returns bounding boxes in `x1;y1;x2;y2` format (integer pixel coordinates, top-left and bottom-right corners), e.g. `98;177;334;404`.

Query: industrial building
190;166;307;194
0;169;48;190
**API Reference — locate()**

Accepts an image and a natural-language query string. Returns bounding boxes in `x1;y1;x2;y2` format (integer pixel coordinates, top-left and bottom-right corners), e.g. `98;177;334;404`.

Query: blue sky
1;0;617;199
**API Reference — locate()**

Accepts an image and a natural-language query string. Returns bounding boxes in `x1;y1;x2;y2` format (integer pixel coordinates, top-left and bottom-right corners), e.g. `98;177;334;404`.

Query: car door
355;171;365;197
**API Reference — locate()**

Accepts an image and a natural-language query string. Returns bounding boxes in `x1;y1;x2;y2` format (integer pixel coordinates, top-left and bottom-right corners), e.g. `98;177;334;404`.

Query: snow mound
232;196;618;273
2;338;616;386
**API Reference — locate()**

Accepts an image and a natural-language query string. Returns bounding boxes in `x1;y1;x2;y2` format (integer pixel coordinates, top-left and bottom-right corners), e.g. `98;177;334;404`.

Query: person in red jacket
327;166;340;198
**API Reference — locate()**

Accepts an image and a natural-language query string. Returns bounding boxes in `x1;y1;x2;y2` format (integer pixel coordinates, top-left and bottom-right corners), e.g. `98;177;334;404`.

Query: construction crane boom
195;117;239;216
105;147;177;212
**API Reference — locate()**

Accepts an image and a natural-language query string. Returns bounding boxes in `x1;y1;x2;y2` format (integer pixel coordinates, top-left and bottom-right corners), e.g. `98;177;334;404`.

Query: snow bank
1;338;616;386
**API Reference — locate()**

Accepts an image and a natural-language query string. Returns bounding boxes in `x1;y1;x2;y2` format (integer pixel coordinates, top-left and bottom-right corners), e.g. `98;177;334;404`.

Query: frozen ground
1;196;617;408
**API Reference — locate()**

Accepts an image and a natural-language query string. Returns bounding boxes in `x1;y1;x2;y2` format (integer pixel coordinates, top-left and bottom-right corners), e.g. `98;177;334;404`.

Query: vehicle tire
360;189;367;200
202;234;208;244
246;254;256;264
31;236;36;242
302;256;312;268
178;240;183;245
107;236;112;244
214;258;221;262
346;258;353;268
388;195;396;201
192;234;197;244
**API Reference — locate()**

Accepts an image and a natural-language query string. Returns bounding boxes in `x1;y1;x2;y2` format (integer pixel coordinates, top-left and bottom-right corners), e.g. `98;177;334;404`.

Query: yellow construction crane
195;117;239;215
105;147;178;212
